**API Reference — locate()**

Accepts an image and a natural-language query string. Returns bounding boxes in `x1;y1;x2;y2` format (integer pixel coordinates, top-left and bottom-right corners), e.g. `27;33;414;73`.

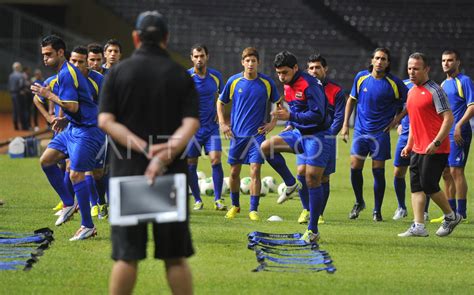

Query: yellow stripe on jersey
455;77;465;99
385;76;400;99
210;73;220;91
49;77;58;90
229;77;243;101
88;77;99;96
259;77;271;99
66;63;79;88
356;74;370;98
34;95;44;104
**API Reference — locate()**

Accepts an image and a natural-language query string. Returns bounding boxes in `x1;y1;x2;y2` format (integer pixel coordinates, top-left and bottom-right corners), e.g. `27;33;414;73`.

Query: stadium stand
321;0;474;81
0;5;91;89
97;0;370;89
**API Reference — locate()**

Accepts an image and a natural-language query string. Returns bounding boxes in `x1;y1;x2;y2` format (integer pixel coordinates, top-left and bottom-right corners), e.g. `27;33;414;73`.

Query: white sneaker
398;224;429;237
55;201;77;226
69;226;97;241
54;209;63;216
435;214;462;237
392;207;408;220
277;180;301;204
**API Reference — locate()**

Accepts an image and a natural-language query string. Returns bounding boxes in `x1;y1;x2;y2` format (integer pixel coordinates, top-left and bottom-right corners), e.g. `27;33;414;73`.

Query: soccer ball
200;177;214;196
197;171;206;180
240;177;252;194
260;180;269;196
262;176;277;193
277;183;287;196
223;177;230;194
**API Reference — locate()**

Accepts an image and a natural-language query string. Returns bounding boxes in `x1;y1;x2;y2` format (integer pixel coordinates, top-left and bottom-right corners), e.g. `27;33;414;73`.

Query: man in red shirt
399;52;462;237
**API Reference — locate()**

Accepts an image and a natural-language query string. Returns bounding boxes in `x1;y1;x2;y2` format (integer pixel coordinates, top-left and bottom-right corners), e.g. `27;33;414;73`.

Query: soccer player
103;39;122;72
217;47;279;221
399;52;462;237
87;43;106;74
185;44;226;211
261;51;333;243
69;46;108;218
429;49;474;223
292;54;345;224
340;47;408;221
31;35;104;241
32;73;72;214
393;80;432;221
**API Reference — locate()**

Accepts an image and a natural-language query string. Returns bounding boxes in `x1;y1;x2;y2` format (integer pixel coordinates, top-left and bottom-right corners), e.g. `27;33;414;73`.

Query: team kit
32;35;473;242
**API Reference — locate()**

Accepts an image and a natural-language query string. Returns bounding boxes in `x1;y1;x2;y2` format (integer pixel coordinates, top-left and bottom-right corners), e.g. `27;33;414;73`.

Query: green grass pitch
0;127;473;294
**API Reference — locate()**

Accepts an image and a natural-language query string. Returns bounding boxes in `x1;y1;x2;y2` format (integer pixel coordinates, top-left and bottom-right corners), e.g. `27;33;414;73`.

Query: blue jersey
35;74;61;117
188;67;223;130
284;71;333;134
219;72;279;137
350;70;408;133
441;73;474;136
101;65;109;75
323;78;345;135
57;61;98;126
86;70;104;104
399;79;414;136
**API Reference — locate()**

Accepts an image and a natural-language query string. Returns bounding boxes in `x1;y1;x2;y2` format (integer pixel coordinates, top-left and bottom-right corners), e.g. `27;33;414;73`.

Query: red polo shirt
406;80;451;154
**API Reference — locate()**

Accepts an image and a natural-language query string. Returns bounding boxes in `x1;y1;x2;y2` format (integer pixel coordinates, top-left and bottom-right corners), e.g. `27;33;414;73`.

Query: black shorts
410;153;448;194
111;221;194;261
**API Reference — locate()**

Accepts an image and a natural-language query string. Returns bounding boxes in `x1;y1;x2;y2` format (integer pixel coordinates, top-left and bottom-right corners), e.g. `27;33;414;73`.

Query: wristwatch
433;140;441;147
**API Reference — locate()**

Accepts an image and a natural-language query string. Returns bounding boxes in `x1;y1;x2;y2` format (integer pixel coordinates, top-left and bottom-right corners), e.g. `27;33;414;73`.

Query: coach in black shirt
99;11;199;295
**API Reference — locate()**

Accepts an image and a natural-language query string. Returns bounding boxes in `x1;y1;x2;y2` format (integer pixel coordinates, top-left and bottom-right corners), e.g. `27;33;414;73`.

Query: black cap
135;11;168;42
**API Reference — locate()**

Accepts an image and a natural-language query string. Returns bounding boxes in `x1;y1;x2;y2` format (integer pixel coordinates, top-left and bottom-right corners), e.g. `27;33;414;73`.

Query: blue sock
424;195;430;213
250;195;260;211
350;168;364;204
95;175;107;205
267;153;296;186
73;180;94;228
85;175;99;207
212;163;224;201
394;177;406;209
373;168;385;213
64;171;75;201
308;186;324;233
321;182;330;215
230;191;240;207
457;199;467;218
187;164;202;202
42;165;74;206
297;175;309;210
448;199;457;212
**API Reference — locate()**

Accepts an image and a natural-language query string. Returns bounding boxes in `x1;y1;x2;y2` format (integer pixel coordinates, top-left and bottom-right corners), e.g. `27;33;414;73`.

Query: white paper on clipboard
109;174;187;226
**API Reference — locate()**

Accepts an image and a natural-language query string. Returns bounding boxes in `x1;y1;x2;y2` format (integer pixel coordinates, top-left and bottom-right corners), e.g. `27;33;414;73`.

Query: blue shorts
394;134;410;167
351;129;391;161
48;125;105;172
296;135;336;175
228;134;265;165
185;127;222;158
448;134;471;167
281;129;330;168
